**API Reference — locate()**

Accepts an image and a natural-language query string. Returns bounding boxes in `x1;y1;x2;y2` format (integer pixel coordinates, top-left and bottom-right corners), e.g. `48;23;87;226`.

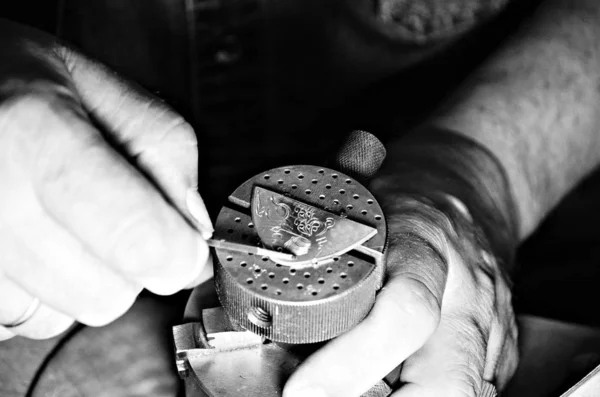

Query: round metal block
213;165;387;343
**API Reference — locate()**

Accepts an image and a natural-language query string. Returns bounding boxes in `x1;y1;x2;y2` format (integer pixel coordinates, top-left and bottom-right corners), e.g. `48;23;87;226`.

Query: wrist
370;126;519;273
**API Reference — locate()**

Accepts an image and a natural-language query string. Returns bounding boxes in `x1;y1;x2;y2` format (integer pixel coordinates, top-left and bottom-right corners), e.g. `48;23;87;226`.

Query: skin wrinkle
29;106;181;288
59;46;136;140
96;88;133;135
401;314;488;396
385;275;441;325
450;365;480;397
139;117;197;168
387;198;481;301
9;94;93;180
384;189;503;297
60;47;198;197
446;320;487;381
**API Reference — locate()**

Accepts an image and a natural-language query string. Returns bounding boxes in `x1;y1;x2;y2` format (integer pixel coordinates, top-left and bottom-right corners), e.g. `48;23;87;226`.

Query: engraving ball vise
173;131;394;397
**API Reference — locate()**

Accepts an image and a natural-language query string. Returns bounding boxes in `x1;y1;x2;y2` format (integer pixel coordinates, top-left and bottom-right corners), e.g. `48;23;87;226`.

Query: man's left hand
284;196;518;397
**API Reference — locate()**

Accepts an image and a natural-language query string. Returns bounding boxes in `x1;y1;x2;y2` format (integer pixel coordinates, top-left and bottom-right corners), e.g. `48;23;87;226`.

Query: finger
8;303;74;340
0;271;36;326
0;273;19;341
394;314;488;397
284;238;447;397
2;92;209;295
185;253;214;290
57;47;213;237
489;322;519;390
0;277;74;340
484;301;519;389
0;327;15;341
2;195;142;326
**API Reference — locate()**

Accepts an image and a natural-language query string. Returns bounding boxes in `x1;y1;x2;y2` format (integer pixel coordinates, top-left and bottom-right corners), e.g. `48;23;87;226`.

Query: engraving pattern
254;189;335;257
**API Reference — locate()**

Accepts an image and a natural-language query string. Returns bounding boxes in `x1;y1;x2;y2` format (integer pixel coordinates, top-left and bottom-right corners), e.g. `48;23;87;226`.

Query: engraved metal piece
252;186;377;266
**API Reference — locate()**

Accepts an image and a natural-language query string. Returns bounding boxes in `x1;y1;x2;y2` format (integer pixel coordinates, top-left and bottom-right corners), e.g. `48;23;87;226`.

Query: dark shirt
48;0;541;210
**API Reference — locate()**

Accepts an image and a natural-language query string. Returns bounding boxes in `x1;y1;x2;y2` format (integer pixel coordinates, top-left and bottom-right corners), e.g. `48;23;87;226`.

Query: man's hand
284;194;518;397
0;19;213;340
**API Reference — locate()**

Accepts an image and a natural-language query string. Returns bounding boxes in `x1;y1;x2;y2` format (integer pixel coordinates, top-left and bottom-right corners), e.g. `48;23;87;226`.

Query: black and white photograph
1;1;600;396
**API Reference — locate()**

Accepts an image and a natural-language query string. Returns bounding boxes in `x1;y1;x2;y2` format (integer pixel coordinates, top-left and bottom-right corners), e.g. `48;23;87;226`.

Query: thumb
57;46;213;238
284;235;448;397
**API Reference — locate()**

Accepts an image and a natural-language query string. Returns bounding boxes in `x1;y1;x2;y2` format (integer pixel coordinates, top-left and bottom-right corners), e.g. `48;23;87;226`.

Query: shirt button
215;35;242;64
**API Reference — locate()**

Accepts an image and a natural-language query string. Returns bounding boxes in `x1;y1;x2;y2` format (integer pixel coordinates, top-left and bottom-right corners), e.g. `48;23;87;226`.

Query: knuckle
386;277;441;330
0;93;51;152
148;278;182;296
111;213;169;277
159;117;197;145
33;130;102;195
137;117;198;181
0;91;53;117
404;277;441;319
146;114;197;154
170;119;197;144
0;87;77;133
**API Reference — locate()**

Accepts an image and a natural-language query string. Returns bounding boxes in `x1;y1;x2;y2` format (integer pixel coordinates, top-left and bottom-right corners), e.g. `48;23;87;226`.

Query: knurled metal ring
212;165;387;344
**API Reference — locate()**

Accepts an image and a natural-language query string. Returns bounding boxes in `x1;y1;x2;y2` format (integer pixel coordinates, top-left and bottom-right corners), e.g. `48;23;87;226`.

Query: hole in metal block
248;306;272;328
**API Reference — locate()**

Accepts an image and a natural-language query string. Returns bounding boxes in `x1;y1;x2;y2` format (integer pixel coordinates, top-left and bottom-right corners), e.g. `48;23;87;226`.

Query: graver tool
172;131;497;397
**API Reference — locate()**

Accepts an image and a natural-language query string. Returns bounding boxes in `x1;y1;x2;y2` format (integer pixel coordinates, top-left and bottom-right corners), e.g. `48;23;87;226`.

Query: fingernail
186;189;214;239
286;386;328;397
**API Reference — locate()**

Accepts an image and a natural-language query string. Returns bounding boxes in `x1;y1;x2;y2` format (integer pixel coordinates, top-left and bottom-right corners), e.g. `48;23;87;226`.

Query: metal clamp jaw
173;305;395;397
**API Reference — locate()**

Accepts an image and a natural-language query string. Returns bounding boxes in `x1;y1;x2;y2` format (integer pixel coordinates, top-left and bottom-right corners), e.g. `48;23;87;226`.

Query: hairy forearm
371;0;600;271
431;0;600;240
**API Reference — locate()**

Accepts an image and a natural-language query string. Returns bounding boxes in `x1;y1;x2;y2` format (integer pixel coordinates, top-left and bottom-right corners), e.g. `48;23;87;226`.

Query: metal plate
251;186;377;266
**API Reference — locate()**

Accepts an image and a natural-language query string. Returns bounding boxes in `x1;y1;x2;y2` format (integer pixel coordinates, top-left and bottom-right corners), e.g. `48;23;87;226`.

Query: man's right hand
0;19;213;341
